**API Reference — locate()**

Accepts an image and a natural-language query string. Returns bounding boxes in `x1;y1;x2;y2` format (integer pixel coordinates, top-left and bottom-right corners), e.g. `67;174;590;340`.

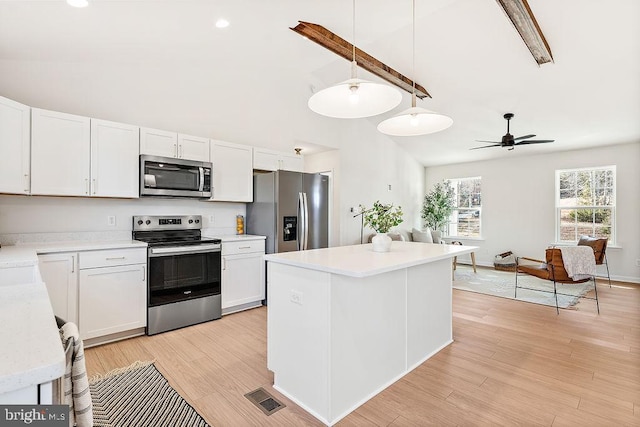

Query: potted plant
421;180;455;243
360;201;403;252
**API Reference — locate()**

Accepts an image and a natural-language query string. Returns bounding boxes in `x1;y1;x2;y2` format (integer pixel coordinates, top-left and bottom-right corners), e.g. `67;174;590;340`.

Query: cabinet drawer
79;248;146;269
222;239;265;255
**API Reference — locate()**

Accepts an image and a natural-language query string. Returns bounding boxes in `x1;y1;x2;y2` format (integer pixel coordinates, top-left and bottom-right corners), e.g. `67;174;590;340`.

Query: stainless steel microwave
140;154;212;198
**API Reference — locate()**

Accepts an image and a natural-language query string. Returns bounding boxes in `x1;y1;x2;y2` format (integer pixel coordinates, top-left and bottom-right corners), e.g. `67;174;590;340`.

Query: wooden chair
577;236;611;288
515;248;599;314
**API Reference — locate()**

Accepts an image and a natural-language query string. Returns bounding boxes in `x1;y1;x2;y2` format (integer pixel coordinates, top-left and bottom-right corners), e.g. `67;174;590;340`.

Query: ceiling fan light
378;106;453;136
308;78;402;119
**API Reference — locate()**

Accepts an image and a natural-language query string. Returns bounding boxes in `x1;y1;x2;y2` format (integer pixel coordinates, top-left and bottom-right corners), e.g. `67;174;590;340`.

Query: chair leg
514;262;519;298
553;279;559;315
593;276;600;314
604;253;611;288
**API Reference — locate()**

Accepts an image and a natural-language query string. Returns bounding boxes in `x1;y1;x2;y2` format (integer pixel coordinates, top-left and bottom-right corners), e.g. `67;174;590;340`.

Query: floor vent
244;387;286;416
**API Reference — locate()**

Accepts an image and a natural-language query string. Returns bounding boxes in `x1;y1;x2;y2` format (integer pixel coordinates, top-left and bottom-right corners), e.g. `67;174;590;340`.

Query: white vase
372;233;392;252
431;229;442;244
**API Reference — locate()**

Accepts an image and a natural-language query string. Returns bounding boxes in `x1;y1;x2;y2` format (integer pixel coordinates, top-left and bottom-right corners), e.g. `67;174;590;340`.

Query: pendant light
308;0;401;119
377;0;452;136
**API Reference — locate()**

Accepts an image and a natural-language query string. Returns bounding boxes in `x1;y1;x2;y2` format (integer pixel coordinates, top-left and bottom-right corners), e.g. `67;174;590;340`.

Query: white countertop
0;281;65;394
204;234;266;242
264;241;477;278
0;246;39;269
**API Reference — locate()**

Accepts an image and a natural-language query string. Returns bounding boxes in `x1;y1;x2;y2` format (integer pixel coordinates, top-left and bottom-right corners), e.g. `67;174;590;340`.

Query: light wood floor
85;277;640;426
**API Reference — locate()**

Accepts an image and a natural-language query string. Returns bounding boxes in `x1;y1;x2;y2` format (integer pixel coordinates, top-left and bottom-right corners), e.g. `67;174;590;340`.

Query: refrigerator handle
303;192;309;250
297;192;305;251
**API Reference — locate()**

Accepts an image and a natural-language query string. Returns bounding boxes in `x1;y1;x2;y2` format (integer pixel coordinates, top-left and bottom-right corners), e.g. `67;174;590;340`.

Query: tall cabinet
0;96;31;195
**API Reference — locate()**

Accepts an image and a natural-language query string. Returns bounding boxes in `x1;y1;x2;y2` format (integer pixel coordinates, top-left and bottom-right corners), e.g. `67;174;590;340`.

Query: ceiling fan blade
513;134;536;141
475;140;501;143
470;144;502;150
514;140;555;145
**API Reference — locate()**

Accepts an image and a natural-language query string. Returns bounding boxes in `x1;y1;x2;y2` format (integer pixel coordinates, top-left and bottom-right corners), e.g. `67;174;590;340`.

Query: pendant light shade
307;1;401;119
378;0;452;136
309;75;402;119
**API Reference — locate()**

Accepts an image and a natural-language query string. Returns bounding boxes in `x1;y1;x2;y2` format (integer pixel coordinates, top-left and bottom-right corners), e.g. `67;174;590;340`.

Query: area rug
89;361;210;427
453;265;595;309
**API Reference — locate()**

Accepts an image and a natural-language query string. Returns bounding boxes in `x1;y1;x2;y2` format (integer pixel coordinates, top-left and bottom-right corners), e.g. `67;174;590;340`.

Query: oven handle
149;244;221;257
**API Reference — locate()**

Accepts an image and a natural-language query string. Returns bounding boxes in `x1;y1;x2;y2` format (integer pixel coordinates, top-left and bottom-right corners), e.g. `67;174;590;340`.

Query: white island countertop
0;281;65;395
265;241;476;278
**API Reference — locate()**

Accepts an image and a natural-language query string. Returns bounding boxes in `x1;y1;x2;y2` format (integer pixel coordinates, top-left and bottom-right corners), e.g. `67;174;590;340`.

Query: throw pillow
412;228;433;243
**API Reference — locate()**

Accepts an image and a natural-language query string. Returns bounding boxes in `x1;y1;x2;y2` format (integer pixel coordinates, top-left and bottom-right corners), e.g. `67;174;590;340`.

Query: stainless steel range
133;215;221;335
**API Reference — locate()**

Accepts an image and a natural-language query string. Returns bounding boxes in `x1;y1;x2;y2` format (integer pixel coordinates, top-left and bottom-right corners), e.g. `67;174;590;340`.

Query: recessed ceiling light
67;0;89;7
215;18;230;29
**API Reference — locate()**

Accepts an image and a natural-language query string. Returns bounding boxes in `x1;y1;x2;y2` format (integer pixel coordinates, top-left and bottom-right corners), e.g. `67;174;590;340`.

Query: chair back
577;236;607;265
545;248;573;282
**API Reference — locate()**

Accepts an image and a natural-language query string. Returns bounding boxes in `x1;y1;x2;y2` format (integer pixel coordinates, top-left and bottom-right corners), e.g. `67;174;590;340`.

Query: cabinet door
0;96;30;195
221;253;265;309
252;148;280;171
139;127;178;158
178;134;209;161
90;119;140;198
79;264;146;340
38;253;78;325
210;140;253;202
31;108;90;196
280;153;304;172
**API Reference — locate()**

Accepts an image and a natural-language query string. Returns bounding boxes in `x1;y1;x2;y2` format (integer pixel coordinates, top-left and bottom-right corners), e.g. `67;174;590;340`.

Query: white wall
425;142;640;282
0;195;244;243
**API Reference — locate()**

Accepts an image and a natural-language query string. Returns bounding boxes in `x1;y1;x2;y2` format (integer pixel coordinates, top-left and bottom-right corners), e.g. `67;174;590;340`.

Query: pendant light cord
351;0;357;78
411;0;417;108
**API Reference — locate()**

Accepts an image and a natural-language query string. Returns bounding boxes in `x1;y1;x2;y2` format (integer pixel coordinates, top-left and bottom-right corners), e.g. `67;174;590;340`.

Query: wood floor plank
83;279;640;426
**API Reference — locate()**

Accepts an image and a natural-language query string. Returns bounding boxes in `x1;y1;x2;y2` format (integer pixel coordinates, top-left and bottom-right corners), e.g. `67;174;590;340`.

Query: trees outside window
556;166;615;243
448;177;481;238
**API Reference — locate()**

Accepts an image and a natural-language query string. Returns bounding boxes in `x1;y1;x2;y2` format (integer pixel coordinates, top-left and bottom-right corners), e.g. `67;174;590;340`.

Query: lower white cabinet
221;239;265;314
38;253;78;325
78;248;147;341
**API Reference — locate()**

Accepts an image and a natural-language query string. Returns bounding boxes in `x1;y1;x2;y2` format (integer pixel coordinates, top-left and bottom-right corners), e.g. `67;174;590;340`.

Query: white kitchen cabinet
78;248;146;341
140;127;210;161
31;108;91;196
253;147;304;172
209;140;253;202
0;96;30;195
221;238;265;314
38;253;78;325
177;133;210;161
90;119;140;198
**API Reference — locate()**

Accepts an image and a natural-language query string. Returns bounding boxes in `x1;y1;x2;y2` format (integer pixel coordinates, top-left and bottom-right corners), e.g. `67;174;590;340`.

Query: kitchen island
265;241;475;426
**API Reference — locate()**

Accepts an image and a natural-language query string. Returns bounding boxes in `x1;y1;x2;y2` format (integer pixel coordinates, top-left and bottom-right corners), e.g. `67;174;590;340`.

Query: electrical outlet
636;259;640;267
107;216;116;226
290;290;303;305
209;215;215;225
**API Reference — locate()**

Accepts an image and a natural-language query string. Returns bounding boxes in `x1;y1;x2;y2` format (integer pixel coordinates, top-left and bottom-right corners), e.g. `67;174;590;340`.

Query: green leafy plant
360;201;403;234
421;180;455;232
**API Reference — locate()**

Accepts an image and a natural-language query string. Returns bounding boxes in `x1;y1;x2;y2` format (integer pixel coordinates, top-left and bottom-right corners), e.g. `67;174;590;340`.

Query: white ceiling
1;0;639;166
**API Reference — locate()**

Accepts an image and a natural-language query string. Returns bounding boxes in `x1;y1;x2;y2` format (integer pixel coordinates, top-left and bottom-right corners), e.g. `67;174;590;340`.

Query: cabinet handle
92;178;96;195
174;143;178;158
71;255;75;273
105;256;126;260
223;258;226;270
239;246;251;249
24;174;29;192
142;265;146;282
85;178;89;195
179;145;183;158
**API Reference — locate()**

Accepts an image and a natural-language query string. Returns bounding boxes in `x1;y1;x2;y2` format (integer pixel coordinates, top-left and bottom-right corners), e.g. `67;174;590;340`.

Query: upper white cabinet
140;127;209;162
90;119;139;198
253;148;304;172
210;140;253;202
0;96;31;195
31;108;91;196
177;133;210;162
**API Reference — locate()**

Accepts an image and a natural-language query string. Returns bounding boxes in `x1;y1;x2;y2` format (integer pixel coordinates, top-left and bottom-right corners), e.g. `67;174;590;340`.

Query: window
556;166;615;243
448;177;481;238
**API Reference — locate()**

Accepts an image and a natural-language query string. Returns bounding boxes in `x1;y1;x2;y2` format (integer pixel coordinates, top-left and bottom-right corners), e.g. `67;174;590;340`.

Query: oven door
147;244;221;307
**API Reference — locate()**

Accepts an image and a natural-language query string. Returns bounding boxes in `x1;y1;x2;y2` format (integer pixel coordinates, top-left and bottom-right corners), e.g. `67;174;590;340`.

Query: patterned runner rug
89;361;210;427
453;265;595;309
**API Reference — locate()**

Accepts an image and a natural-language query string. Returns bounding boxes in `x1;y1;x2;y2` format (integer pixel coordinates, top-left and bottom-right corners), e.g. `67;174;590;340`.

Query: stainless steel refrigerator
246;170;329;254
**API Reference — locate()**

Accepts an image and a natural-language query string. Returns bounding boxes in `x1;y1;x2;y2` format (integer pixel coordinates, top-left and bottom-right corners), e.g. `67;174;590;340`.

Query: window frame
554;165;616;245
447;176;482;239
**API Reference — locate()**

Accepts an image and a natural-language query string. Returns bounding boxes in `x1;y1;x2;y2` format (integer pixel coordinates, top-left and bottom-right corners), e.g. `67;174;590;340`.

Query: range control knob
145;220;151;225
137;220;143;225
188;219;193;224
195;219;200;224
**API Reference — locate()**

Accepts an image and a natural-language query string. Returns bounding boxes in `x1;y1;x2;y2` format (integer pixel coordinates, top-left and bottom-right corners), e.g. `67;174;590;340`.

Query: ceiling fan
471;113;554;151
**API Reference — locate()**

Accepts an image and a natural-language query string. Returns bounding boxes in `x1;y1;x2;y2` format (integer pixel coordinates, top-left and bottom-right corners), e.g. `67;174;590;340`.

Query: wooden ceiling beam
495;0;553;65
291;21;431;99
